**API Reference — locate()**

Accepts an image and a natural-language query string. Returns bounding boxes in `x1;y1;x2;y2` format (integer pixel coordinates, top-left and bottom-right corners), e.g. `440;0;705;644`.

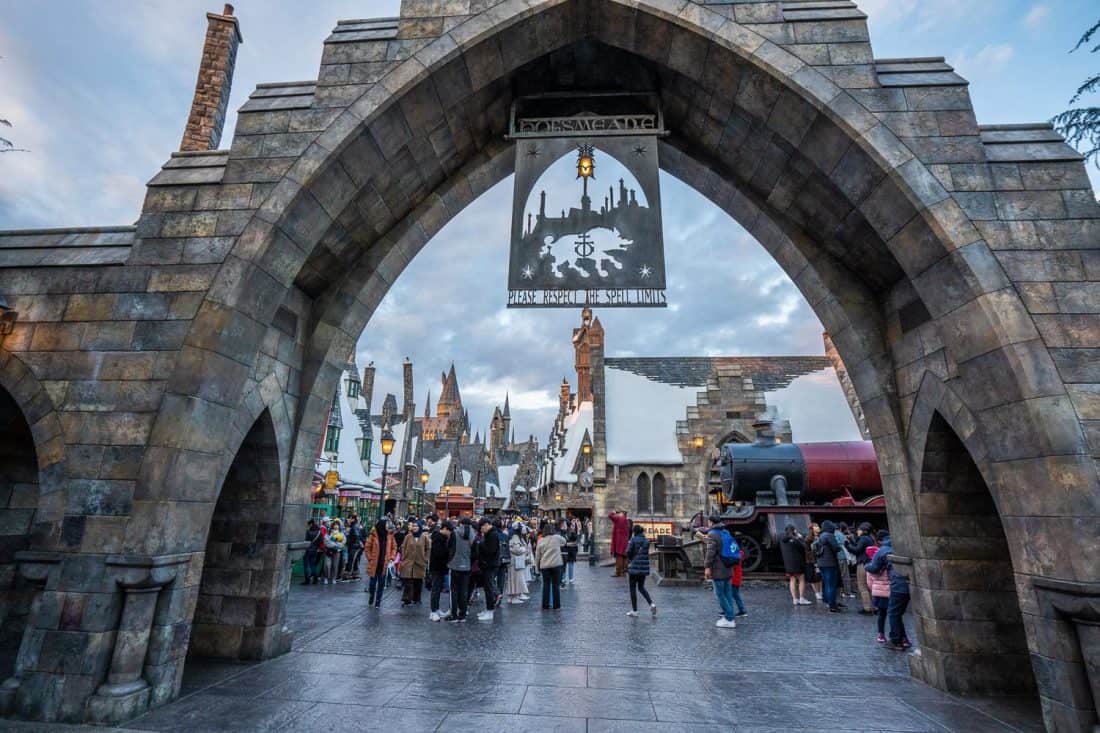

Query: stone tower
572;307;604;403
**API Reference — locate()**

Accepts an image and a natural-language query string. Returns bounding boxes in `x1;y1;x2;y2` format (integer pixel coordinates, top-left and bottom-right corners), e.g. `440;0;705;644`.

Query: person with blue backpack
704;515;741;629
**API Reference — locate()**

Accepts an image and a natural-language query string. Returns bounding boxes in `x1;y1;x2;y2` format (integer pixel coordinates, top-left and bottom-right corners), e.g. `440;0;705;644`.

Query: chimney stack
362;361;376;415
752;421;777;447
180;5;243;152
403;358;414;418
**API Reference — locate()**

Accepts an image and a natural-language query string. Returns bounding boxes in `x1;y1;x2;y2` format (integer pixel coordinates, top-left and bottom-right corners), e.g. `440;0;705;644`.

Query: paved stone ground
0;564;1043;732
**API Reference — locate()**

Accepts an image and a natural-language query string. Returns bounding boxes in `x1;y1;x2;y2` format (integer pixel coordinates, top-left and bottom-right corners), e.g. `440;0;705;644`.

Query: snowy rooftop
765;367;862;443
605;367;697;466
604;356;837;466
552;400;593;483
331;381;380;491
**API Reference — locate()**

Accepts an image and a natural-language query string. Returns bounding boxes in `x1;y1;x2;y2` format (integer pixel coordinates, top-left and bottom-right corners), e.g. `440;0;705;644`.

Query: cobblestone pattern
0;0;1097;728
0;565;1045;732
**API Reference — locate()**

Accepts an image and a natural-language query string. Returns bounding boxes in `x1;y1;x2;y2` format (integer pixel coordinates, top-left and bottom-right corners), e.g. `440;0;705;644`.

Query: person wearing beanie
865;530;911;650
846;522;877;614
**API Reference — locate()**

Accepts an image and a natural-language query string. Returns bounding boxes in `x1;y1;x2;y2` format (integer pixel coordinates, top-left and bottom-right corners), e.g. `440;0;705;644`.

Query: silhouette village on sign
507;92;668;308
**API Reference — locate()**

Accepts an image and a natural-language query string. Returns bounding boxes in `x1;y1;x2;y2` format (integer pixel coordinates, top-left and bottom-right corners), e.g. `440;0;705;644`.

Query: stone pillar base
0;677;19;715
86;681;151;725
909;646;1035;696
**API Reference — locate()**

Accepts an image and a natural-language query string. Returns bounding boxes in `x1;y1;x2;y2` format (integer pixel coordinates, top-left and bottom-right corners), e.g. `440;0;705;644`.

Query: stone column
1031;578;1100;732
85;555;190;725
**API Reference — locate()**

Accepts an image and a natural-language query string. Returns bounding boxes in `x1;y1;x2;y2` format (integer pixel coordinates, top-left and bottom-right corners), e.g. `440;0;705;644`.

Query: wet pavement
0;563;1043;732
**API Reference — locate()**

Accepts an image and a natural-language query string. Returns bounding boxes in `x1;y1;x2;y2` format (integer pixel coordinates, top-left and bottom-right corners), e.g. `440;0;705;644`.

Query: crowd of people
774;517;911;649
301;509;910;651
302;512;586;622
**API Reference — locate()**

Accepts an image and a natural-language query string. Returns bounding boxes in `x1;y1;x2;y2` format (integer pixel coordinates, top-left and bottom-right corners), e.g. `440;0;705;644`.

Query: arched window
636;472;650;513
652;472;667;514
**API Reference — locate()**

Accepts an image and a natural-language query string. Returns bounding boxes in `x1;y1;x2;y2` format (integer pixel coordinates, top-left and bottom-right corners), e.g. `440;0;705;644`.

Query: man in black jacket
813;520;843;612
427;522;452;622
303;520;322;585
476;518;501;621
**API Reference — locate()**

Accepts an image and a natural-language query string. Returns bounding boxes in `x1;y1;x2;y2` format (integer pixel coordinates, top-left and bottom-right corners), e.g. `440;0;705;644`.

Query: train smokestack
752;421;777;446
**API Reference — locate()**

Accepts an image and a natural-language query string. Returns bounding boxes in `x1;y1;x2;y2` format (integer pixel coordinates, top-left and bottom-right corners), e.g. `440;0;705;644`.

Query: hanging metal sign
507;93;668;308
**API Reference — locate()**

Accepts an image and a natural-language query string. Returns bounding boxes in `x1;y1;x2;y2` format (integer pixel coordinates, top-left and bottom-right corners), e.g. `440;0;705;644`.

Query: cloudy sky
2;0;1096;445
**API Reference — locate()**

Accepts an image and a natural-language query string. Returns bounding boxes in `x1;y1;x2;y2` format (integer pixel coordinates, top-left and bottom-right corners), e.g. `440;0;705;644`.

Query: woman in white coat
507;523;531;603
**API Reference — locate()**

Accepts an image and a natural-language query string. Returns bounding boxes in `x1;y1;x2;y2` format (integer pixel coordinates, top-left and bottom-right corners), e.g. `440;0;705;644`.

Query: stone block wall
0;0;1097;728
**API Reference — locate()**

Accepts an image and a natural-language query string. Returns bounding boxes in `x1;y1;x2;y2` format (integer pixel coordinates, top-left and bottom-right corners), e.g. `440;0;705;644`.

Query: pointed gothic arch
652;472;667;515
636;472;651;514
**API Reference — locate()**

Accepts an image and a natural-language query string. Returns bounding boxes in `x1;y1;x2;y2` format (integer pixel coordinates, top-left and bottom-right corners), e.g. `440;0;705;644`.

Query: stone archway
0;387;41;652
0;0;1096;728
913;403;1032;694
0;351;64;654
188;408;291;662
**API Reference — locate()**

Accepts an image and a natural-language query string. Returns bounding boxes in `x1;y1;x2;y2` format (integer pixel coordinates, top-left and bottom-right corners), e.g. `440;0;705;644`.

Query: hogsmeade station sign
507;93;668;308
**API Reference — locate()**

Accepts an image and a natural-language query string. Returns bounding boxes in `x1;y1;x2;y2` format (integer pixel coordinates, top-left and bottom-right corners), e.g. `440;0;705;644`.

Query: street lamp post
377;423;395;523
419;469;429;516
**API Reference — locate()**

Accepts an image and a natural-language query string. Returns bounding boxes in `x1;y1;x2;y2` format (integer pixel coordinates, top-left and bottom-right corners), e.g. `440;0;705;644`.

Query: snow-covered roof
422;454;451;495
552;401;593;483
495;462;518;504
764;367;862;443
334;379;375;487
605;367;697;465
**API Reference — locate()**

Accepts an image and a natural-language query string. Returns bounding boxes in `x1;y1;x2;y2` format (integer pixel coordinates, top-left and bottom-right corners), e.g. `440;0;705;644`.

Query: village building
538;308;865;555
316;357;538;518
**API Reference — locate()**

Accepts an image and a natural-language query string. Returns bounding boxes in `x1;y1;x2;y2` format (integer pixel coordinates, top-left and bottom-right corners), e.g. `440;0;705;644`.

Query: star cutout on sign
526;145;540;157
632;144;648;155
521;265;535;279
639;264;652;279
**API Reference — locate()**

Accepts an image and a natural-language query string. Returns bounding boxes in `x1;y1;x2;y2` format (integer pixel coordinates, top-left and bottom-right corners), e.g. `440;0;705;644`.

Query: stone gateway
0;1;1098;730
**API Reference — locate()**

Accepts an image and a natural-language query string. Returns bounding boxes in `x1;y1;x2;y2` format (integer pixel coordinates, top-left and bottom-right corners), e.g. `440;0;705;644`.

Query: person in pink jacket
865;546;891;643
608;510;631;577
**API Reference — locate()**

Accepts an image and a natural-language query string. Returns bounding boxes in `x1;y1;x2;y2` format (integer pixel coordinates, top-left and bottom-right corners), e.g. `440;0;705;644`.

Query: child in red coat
729;558;746;617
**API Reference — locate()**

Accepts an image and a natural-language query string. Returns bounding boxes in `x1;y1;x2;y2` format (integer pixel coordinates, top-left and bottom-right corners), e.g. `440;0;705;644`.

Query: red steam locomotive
695;422;887;573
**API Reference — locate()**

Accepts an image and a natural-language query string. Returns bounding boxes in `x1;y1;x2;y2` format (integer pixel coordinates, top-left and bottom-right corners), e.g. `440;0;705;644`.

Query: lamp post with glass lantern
418;469;429;516
376;423;395;523
692;435;706;516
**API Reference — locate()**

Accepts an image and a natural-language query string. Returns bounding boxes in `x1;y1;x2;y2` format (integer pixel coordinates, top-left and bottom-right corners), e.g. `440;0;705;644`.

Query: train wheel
737;534;764;573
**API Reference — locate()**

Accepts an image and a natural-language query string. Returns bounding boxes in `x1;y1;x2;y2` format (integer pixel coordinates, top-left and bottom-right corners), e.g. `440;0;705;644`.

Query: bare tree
1053;19;1100;169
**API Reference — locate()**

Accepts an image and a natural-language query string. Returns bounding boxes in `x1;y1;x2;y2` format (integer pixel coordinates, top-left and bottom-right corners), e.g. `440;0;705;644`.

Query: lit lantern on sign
576;144;595;179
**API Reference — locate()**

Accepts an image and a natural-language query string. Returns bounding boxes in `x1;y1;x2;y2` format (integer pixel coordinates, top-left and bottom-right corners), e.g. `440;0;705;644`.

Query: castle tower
489;405;504;455
572;307;604;403
437;363;461;419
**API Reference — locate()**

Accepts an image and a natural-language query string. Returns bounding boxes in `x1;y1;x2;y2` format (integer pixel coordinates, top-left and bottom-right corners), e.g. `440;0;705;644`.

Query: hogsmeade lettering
508;289;668;307
515;115;657;137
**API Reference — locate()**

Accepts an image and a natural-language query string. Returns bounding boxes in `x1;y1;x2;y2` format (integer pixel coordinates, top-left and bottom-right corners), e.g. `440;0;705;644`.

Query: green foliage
1053;19;1100;169
0;118;14;153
